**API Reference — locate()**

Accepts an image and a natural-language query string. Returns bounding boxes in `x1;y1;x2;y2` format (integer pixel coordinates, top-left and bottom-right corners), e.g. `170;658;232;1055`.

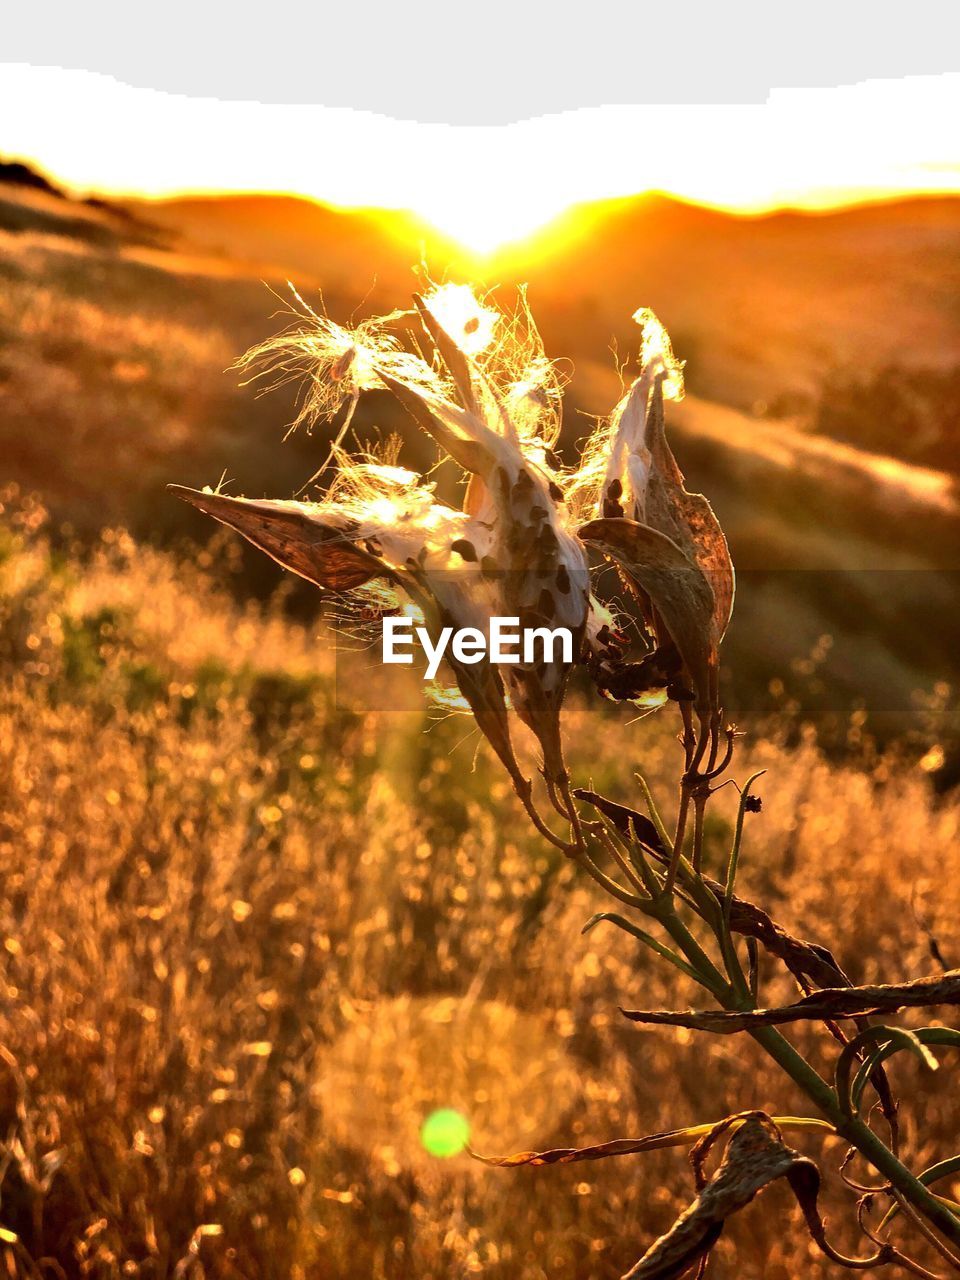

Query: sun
405;190;576;258
3;66;959;262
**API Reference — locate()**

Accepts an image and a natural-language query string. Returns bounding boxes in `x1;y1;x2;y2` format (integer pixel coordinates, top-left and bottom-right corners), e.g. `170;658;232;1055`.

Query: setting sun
1;65;959;255
407;194;568;257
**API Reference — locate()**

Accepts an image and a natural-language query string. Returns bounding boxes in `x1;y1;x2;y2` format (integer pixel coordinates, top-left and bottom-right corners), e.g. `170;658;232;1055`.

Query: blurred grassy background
1;495;958;1277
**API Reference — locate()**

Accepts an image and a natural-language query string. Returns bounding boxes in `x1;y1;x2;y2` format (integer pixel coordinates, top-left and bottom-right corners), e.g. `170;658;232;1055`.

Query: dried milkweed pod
174;285;599;847
577;310;733;738
169;473;523;790
379;289;590;790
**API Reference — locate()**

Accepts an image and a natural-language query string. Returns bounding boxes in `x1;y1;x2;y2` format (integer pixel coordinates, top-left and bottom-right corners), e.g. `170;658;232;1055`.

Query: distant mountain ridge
2;154;958;454
133;192;472;295
505;190;960;410
133;186;960;415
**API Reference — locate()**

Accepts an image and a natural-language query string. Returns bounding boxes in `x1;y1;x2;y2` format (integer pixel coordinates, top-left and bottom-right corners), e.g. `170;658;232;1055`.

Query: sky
2;62;959;254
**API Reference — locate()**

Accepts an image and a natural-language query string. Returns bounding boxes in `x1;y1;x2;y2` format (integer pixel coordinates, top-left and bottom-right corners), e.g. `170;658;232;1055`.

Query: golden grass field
1;490;958;1278
1;167;959;1277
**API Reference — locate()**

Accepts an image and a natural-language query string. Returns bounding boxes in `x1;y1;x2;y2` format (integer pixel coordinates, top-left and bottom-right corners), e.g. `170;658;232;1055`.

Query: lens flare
420;1108;470;1158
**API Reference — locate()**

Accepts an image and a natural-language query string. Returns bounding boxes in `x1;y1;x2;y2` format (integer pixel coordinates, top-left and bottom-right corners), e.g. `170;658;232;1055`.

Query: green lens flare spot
420;1108;470;1158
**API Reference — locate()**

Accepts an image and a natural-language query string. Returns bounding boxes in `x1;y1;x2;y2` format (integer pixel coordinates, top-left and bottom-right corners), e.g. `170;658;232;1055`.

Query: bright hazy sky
2;65;958;253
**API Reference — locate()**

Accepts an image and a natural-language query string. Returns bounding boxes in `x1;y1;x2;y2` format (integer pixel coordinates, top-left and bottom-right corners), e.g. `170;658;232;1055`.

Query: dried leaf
471;1115;833;1170
573;789;666;857
622;971;960;1033
473;1126;731;1169
623;1116;819;1279
171;484;528;789
720;892;849;991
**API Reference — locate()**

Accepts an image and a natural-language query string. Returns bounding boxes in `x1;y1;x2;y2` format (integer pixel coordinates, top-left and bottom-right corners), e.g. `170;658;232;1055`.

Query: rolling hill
135;187;960;423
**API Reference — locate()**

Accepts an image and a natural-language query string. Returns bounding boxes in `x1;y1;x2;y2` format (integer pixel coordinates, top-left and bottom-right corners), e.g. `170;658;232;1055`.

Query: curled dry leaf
621;971;960;1033
622;1116;821;1280
473;1126;733;1170
573;788;667;862
471;1115;833;1171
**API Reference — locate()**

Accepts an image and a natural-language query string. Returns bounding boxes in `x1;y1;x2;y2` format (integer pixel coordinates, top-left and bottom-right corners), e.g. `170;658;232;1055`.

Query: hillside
135;193;471;298
136;188;960;427
504;193;960;418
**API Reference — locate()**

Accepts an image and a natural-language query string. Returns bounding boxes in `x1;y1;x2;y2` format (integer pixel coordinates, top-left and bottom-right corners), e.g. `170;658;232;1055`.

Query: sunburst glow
1;66;958;256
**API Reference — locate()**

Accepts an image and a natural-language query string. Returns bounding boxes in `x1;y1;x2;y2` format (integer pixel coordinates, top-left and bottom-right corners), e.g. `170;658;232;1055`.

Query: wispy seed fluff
567;308;685;523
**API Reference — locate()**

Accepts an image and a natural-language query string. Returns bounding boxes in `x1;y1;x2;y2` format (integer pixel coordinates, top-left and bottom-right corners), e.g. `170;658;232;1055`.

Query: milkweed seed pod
174;289;731;799
378;290;590;786
577;309;734;725
170;467;524;789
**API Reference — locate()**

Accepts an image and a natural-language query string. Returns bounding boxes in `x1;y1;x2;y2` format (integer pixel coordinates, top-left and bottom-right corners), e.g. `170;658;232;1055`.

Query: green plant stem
663;784;692;896
646;892;960;1252
688;788;751;998
749;1023;960;1251
691;793;706;874
723;770;766;922
656;908;734;1005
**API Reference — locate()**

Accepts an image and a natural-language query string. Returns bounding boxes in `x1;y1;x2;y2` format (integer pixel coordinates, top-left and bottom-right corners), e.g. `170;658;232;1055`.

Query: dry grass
1;494;958;1278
